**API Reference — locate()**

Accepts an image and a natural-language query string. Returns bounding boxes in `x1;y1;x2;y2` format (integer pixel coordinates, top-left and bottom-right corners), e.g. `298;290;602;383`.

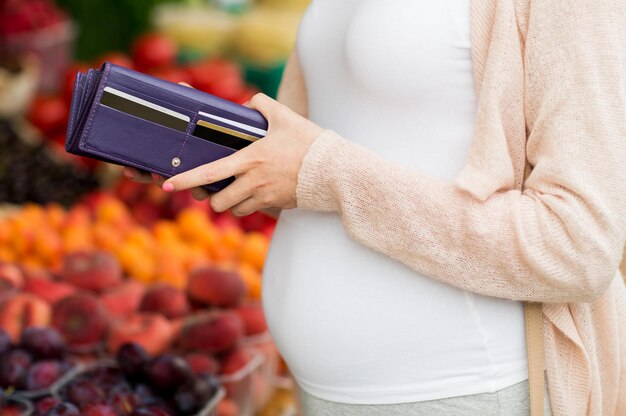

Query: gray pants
298;379;552;416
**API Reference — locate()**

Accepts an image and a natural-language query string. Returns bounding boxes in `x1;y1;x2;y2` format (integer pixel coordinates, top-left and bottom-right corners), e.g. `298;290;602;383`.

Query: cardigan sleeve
296;0;626;303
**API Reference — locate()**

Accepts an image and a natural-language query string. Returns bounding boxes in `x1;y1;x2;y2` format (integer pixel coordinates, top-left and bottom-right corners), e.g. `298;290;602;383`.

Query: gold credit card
193;120;260;150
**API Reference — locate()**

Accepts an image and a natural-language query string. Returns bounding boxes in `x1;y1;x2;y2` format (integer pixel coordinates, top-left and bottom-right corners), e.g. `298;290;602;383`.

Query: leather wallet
65;62;268;192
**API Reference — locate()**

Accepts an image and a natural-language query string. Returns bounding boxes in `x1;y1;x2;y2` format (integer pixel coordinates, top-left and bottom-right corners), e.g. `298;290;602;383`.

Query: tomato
149;67;192;85
186;59;245;100
27;95;68;135
94;52;134;70
132;33;178;72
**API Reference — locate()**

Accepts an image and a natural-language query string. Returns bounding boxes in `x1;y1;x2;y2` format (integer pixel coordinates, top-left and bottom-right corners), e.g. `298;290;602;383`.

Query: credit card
101;86;190;132
192;119;261;150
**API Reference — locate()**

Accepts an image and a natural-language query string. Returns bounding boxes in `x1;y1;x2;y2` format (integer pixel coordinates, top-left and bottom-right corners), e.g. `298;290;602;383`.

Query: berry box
217;349;263;416
240;332;278;412
52;361;225;416
0;395;34;416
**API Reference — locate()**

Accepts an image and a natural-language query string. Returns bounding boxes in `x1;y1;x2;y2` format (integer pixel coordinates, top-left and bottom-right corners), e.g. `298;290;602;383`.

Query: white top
262;0;528;404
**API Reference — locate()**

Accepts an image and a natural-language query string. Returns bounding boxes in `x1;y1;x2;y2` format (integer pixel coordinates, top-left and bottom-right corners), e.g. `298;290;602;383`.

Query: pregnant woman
125;0;626;415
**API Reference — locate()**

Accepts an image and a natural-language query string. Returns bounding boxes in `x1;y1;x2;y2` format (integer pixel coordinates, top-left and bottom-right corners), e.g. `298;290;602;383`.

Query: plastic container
217;349;264;416
241;332;278;411
52;361;225;416
1;19;76;93
0;395;34;416
11;362;81;401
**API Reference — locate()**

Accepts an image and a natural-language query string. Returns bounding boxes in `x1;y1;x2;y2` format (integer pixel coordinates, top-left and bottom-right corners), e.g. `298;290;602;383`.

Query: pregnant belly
262;209;526;400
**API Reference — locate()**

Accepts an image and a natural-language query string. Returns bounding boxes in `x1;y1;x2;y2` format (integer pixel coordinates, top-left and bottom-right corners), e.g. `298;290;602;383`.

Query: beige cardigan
277;0;626;415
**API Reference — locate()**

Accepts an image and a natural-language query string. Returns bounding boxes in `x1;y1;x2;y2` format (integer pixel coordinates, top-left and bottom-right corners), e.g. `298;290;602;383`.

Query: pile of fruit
0;120;99;206
47;343;224;416
0;195;271;294
0;0;67;37
0;327;73;394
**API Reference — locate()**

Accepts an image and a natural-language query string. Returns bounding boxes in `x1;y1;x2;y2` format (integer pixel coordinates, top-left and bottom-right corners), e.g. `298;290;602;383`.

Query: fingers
246;93;282;122
231;197;261;217
151;173;166;187
124;167;153;184
163;150;251;192
209;175;254;213
191;187;210;201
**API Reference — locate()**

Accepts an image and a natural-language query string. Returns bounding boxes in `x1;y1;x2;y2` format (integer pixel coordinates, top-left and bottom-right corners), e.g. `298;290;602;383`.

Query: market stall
0;0;308;414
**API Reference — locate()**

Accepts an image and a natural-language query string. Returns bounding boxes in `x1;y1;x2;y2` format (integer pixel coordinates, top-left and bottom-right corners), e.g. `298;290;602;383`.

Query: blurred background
0;1;309;415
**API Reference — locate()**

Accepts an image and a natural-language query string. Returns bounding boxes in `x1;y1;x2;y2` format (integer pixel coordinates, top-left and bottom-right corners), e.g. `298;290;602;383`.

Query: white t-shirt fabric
262;0;529;405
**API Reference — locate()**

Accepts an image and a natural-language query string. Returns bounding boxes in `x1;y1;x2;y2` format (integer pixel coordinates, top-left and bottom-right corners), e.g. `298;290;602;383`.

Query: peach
220;347;254;376
187;267;245;307
60;251;122;293
0;293;51;341
180;311;244;354
100;281;145;320
184;353;220;376
216;399;239;416
234;303;267;336
107;313;173;356
23;278;76;305
51;294;109;350
139;284;190;319
0;262;24;292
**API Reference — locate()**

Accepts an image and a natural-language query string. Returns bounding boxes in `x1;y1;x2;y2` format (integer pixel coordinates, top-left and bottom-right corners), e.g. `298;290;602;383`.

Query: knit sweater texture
277;0;626;415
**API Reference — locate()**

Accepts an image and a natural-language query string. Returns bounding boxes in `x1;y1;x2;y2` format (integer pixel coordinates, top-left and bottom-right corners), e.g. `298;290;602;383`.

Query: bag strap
525;302;544;416
522;157;544;416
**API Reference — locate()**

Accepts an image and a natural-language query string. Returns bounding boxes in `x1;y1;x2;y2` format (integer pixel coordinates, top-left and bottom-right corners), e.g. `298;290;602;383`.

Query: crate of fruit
0;327;80;401
0;394;33;416
51;344;225;416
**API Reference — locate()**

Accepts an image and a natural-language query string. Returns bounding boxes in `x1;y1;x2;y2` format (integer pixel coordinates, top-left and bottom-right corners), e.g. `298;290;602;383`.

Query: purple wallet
65;62;268;192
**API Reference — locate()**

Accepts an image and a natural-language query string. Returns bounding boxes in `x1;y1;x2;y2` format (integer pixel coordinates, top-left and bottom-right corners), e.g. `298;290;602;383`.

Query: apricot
238;232;269;271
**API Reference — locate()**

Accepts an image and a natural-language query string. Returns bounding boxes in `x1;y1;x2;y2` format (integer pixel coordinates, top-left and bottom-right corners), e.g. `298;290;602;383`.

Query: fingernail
162;182;175;192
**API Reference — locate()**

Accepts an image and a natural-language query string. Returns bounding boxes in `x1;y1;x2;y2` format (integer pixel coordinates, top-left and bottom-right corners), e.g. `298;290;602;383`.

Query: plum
36;397;62;415
82;403;118;416
130;406;172;416
0;349;32;388
173;374;220;415
116;343;149;381
25;360;63;390
44;402;80;416
66;379;105;408
20;327;67;360
145;355;193;395
0;328;11;355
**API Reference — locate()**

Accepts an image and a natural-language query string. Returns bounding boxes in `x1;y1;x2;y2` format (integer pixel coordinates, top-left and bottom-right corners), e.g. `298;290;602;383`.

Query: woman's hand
158;93;323;216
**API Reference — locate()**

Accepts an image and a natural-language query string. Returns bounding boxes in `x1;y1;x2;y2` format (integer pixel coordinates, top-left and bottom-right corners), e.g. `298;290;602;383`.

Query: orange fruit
239;232;269;271
62;224;93;254
238;262;262;300
153;220;181;243
33;227;62;262
45;203;66;230
125;227;155;250
0;247;15;262
92;222;123;252
177;207;211;240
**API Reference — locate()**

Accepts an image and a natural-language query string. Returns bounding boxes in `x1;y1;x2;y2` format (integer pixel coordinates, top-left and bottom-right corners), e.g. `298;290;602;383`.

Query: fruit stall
0;0;308;415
